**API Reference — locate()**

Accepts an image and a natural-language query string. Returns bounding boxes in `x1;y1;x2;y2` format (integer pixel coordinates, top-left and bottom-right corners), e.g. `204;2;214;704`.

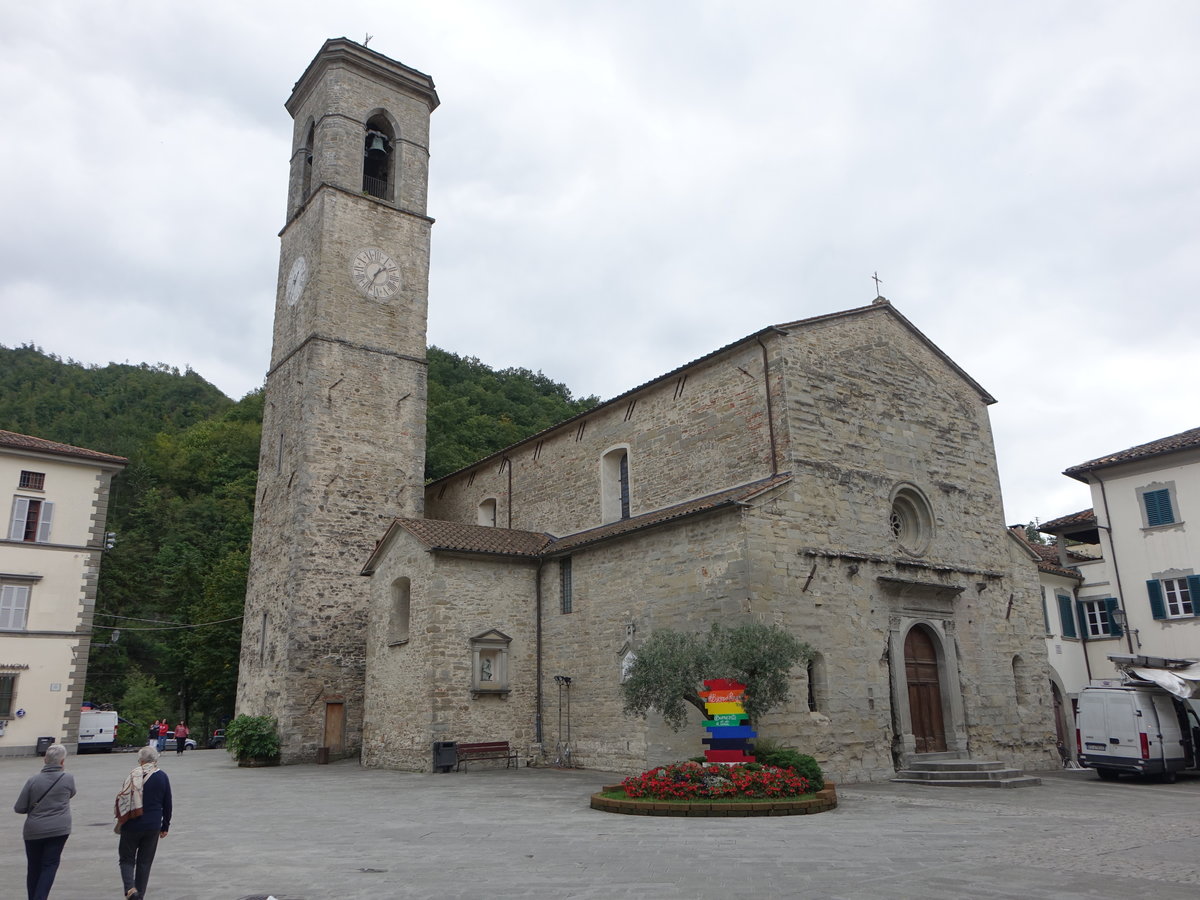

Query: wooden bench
455;741;519;771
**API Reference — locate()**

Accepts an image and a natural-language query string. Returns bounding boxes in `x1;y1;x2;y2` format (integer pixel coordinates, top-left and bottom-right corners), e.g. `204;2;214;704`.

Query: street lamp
1109;607;1139;652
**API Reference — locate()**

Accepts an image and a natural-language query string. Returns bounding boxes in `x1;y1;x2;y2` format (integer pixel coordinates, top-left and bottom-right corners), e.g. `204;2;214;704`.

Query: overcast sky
2;1;1197;526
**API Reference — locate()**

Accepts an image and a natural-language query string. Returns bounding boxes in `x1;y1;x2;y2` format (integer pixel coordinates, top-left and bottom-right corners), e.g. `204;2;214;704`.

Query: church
237;39;1057;783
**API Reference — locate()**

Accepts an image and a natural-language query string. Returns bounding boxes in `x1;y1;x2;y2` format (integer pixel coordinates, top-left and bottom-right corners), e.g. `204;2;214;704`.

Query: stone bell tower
237;39;438;762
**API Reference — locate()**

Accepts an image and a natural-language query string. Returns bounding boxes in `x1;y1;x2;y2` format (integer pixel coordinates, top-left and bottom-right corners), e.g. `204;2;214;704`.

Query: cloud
1;0;1197;526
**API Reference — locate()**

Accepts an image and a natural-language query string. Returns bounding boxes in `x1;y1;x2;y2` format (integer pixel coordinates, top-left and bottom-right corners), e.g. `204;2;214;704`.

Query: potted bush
224;714;281;766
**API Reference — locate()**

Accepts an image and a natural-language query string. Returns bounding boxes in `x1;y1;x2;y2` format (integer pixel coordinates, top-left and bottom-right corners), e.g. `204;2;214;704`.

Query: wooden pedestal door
324;701;345;755
904;626;946;753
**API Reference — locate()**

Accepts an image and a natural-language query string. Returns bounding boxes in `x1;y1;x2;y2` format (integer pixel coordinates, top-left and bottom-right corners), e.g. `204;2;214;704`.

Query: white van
1075;685;1200;782
78;709;119;753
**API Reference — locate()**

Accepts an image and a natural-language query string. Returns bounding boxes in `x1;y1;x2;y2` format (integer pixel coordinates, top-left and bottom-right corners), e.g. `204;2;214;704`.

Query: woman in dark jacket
13;742;76;900
114;745;172;900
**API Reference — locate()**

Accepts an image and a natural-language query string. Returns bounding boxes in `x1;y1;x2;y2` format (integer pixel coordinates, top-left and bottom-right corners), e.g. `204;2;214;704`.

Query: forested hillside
0;343;597;738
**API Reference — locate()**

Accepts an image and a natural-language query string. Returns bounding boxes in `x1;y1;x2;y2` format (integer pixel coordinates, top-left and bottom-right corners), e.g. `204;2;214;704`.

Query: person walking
155;720;167;753
172;721;189;755
13;742;76;900
114;746;172;900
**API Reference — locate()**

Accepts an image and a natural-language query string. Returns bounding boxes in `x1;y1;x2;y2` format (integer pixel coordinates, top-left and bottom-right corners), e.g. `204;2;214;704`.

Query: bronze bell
365;131;389;158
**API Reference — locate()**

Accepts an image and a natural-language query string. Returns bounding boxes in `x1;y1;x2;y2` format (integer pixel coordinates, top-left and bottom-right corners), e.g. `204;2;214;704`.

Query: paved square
4;750;1199;898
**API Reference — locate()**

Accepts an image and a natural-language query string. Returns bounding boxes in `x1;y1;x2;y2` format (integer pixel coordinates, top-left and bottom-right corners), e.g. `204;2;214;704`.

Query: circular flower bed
622;760;810;800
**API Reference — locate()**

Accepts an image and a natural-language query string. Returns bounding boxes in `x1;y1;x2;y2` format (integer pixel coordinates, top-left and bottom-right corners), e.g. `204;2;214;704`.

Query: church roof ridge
427;300;990;488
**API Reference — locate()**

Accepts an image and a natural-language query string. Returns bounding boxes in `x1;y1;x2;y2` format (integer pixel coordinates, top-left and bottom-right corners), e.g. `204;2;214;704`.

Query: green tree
118;669;169;745
622;623;813;730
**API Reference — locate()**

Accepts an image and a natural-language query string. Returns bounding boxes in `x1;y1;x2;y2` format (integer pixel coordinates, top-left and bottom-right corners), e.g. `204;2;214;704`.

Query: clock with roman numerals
350;247;402;300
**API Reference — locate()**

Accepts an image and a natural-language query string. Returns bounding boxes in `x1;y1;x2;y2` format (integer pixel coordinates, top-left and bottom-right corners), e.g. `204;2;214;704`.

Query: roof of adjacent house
363;473;793;572
1007;526;1085;580
426;299;994;488
0;430;128;466
1038;509;1097;532
1064;425;1200;482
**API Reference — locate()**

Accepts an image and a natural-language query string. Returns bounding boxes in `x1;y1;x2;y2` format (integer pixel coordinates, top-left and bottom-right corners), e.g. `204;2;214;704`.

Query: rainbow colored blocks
700;678;755;764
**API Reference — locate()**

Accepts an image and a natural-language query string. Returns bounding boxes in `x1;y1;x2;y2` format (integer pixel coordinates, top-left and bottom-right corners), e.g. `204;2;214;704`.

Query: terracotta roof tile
1038;509;1096;532
395;519;553;557
1008;526;1085;580
545;473;793;555
0;430;128;466
1065;426;1200;481
388;474;793;561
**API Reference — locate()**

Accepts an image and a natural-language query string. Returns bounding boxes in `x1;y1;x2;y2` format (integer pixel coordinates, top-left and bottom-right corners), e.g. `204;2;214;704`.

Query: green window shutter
1147;580;1167;620
1057;594;1077;638
1104;598;1123;637
1144;489;1175;526
1188;575;1200;618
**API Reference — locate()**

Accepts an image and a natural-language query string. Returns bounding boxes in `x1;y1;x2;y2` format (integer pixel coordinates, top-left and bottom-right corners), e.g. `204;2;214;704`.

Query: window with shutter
1057;594;1077;638
1103;598;1123;637
1147;580;1167;620
0;584;30;630
0;673;16;717
1143;488;1175;527
8;497;52;542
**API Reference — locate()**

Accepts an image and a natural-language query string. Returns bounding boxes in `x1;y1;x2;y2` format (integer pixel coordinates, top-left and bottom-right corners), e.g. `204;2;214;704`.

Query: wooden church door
904;626;946;753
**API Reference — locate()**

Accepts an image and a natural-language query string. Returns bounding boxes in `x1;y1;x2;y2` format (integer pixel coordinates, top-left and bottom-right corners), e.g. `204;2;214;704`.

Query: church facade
239;40;1057;782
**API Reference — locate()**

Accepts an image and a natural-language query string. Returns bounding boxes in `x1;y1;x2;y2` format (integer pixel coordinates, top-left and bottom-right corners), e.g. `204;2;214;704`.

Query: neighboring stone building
1037;427;1200;712
240;39;1058;780
0;430;126;756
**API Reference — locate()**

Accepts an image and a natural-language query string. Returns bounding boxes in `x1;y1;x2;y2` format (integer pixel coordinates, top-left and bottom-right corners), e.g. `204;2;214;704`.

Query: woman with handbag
114;745;172;900
13;743;76;900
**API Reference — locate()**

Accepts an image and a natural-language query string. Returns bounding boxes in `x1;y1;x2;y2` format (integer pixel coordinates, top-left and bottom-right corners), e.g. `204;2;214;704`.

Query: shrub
224;714;281;760
752;739;825;792
621;761;811;801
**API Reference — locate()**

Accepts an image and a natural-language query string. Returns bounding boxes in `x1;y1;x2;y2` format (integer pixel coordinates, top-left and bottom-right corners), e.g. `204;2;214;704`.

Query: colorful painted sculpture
700;678;756;763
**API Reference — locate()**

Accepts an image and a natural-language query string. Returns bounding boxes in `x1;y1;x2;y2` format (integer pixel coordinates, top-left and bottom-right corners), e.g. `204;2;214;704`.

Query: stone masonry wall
364;537;539;771
425;340;779;535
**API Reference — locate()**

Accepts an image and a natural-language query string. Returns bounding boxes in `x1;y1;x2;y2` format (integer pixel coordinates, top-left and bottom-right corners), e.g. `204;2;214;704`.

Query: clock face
285;255;308;307
350;248;402;300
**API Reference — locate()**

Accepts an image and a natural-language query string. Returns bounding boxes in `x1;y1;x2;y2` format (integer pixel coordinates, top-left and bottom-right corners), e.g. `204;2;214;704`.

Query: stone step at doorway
893;758;1042;788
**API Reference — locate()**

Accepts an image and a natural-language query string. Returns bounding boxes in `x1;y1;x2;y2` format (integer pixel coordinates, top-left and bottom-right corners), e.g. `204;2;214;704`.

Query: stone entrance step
893;758;1041;788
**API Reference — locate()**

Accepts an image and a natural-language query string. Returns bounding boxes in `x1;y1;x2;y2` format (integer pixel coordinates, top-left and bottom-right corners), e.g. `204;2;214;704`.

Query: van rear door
1079;690;1141;766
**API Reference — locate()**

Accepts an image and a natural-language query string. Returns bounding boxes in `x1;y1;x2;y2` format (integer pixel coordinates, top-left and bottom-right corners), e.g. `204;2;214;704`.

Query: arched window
806;654;826;712
388;577;410;645
477;498;497;527
601;447;630;524
362;114;395;201
301;121;315;200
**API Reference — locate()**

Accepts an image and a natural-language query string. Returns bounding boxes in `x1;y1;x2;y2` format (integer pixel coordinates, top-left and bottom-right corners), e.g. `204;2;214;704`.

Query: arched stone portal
904;626;947;753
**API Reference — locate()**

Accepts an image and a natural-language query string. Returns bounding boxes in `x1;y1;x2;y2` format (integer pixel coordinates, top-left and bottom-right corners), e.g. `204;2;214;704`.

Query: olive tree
621;622;813;730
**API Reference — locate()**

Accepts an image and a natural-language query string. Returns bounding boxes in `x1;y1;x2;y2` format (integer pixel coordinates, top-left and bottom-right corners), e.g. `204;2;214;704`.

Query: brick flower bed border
590;783;837;817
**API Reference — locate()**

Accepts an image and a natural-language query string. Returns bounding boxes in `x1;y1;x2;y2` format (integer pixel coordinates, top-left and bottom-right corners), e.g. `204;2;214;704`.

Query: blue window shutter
1104;598;1123;637
1146;580;1167;620
1144;489;1175;526
1057;594;1077;638
1188;575;1200;617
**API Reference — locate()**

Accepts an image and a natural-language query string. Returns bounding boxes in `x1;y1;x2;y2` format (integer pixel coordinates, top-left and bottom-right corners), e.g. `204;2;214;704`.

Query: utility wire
91;615;244;632
95;613;189;626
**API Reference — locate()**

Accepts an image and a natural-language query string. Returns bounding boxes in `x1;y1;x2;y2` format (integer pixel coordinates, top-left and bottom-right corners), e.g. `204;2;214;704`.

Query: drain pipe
535;558;544;745
1095;474;1135;654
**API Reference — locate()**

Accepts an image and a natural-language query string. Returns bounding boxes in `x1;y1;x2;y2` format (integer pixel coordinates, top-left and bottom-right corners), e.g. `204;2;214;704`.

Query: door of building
905;626;946;753
324;701;345;754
